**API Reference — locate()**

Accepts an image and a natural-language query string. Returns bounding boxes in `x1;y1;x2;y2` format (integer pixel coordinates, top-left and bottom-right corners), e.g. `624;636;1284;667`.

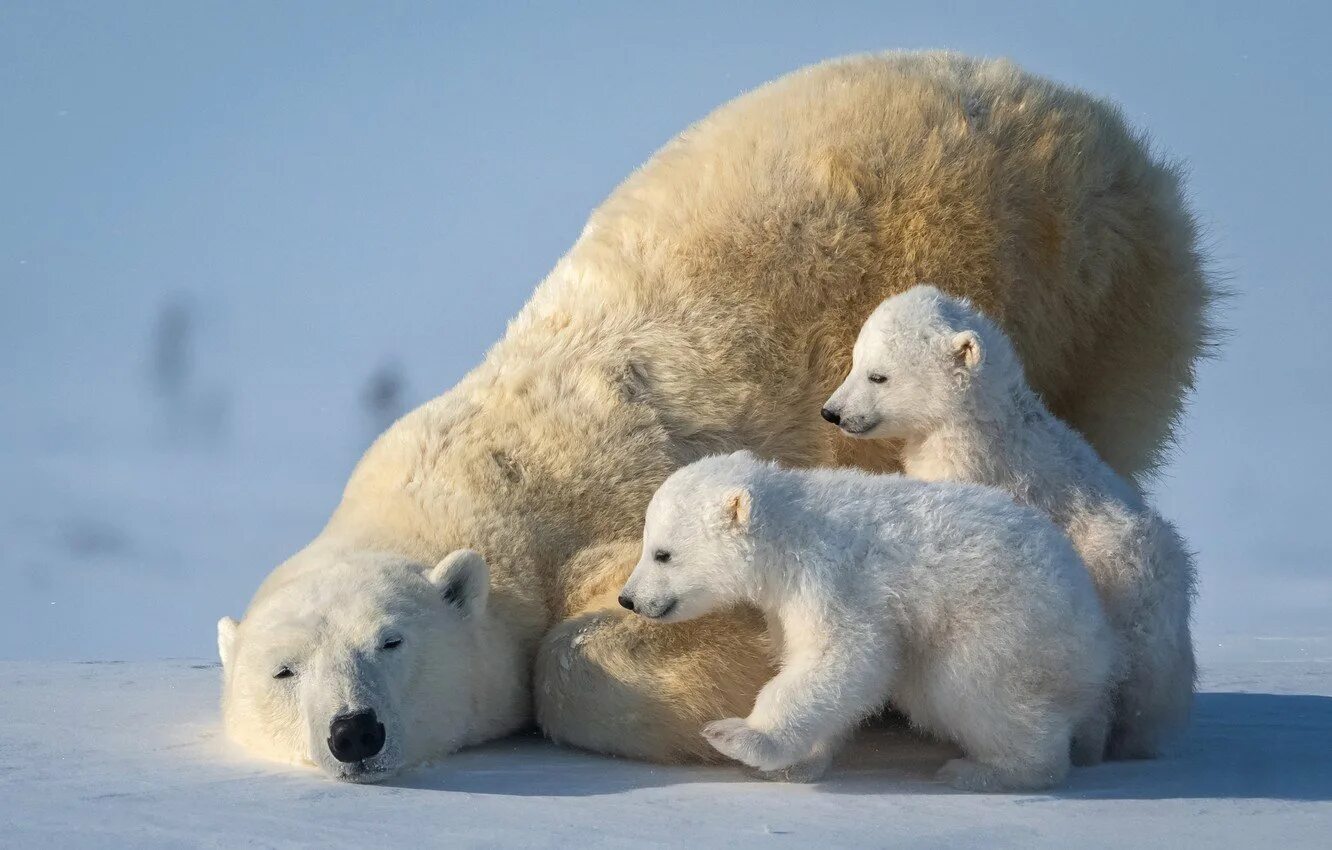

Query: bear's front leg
537;607;776;762
707;614;896;776
537;542;778;764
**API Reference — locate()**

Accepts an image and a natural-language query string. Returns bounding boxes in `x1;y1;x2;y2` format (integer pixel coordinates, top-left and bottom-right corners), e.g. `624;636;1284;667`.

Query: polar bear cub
618;451;1115;791
823;284;1196;759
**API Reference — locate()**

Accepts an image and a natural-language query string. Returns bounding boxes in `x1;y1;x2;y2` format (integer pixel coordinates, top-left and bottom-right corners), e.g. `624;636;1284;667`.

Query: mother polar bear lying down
218;51;1213;781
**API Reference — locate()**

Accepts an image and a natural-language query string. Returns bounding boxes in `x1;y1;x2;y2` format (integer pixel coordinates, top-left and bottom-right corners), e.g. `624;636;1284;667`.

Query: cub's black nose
328;710;386;763
618;594;636;612
820;407;841;425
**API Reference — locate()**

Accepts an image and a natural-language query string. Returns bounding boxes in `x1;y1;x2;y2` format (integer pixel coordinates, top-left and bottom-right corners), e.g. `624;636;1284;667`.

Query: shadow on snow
392;692;1332;802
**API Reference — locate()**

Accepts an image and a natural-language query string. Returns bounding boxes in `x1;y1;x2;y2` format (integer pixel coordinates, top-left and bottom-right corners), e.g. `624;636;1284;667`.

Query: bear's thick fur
223;51;1214;769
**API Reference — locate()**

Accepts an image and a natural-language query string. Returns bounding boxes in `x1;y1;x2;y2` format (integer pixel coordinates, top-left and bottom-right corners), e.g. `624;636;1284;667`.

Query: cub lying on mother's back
823;285;1197;759
618;451;1115;791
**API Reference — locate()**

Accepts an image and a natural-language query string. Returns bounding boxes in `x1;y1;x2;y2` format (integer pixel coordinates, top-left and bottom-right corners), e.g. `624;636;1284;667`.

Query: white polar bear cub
823;284;1197;759
619;451;1115;791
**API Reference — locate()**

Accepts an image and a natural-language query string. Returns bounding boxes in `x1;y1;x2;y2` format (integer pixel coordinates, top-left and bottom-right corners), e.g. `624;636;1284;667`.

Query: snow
2;647;1329;848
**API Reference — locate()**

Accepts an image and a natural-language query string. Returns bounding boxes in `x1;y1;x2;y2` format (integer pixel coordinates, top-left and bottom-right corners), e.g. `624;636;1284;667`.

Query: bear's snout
618;593;636;612
327;710;386;763
635;597;678;620
820;406;841;425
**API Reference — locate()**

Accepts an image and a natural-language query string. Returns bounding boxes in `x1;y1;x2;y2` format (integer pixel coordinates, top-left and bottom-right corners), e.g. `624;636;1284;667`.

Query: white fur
217;548;527;782
620;452;1115;791
223;51;1216;771
824;284;1197;758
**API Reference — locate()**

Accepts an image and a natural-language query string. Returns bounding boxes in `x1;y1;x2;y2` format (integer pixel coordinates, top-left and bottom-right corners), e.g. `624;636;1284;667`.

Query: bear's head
217;547;490;782
822;284;1020;440
619;451;766;623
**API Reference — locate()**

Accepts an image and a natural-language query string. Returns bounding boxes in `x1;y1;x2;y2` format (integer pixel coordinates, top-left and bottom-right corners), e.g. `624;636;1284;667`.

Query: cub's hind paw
937;757;1064;793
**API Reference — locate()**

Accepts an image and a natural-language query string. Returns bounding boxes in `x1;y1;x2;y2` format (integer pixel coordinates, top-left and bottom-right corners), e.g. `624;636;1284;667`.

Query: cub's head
218;548;489;782
619;452;763;623
822;284;1017;439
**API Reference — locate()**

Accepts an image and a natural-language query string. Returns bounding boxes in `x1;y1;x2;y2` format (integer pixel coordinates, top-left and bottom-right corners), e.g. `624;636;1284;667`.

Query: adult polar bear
219;52;1213;777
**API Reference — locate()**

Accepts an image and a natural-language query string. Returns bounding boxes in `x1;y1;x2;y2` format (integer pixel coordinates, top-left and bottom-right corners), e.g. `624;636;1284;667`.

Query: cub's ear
721;487;753;532
429;549;489;616
217;617;239;668
951;330;983;372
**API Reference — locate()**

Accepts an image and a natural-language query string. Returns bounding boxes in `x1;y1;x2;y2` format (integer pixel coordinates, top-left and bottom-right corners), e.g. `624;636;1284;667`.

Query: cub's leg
936;726;1072;793
536;542;777;763
704;621;894;776
1106;522;1196;760
1109;619;1195;759
919;651;1077;791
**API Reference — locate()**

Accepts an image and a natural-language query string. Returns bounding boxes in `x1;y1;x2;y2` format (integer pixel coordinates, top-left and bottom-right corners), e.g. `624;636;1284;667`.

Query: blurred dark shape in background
148;294;230;446
150;296;193;402
362;360;407;440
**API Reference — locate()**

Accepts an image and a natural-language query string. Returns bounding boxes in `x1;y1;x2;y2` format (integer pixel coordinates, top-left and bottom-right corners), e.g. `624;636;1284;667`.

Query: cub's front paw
702;718;794;772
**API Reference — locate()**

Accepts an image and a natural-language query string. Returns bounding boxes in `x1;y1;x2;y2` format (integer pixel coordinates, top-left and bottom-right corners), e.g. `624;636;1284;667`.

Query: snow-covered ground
2;647;1329;848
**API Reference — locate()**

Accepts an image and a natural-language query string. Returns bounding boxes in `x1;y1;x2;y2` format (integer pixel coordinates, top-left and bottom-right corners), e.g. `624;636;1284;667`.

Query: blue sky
1;2;1328;658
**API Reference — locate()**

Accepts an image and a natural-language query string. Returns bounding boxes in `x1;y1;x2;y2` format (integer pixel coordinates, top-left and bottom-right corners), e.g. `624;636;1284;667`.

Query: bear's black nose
820;407;841;425
618;594;636;612
328;710;386;763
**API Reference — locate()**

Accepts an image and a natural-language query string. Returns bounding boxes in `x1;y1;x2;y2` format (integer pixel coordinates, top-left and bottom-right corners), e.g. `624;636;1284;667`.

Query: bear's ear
721;487;753;532
951;330;983;372
429;549;489;616
217;617;239;668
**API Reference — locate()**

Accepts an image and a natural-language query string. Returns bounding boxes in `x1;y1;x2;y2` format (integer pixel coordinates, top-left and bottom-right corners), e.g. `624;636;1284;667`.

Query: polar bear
618;451;1115;791
216;549;528;780
221;51;1215;775
822;284;1197;758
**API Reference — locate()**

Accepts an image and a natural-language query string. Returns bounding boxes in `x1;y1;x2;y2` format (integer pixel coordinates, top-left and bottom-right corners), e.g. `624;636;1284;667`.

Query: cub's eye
653;550;671;563
273;667;295;680
381;637;403;650
868;373;887;384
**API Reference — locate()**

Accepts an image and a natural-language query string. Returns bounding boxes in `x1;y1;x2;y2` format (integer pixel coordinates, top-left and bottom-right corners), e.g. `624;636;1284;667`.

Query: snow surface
2;647;1329;848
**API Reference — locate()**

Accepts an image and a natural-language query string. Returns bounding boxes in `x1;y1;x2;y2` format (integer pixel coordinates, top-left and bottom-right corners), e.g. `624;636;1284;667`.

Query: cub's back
796;466;1085;592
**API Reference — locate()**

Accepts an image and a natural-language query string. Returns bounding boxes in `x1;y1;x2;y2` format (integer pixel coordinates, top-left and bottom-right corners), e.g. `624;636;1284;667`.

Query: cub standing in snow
617;451;1114;791
823;284;1196;759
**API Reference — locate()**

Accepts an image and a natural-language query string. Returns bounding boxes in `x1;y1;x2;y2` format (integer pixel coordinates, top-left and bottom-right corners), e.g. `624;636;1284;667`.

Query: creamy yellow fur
244;51;1214;764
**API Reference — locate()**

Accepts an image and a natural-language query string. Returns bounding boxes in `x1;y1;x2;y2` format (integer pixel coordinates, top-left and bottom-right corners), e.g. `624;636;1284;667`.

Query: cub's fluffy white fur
620;451;1115;791
824;284;1197;758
